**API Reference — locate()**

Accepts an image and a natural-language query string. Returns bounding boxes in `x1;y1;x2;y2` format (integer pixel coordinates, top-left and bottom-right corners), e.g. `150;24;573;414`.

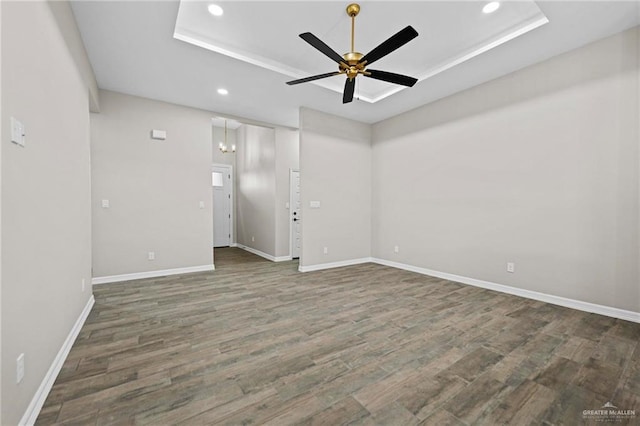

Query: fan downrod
343;3;365;79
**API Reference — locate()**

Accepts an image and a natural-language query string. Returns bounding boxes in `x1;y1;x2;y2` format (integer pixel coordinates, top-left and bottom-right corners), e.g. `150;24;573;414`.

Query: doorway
212;164;233;247
290;169;301;259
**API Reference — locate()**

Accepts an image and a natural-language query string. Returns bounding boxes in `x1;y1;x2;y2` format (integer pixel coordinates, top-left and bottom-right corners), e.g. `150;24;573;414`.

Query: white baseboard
236;244;291;262
20;295;95;426
298;257;373;273
372;258;640;324
92;264;215;285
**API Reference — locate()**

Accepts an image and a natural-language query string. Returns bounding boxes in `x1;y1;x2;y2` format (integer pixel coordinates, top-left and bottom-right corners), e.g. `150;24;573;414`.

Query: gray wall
91;90;214;277
236;124;277;256
1;2;93;424
372;27;640;313
48;1;99;112
235;125;299;258
299;108;372;268
275;128;300;258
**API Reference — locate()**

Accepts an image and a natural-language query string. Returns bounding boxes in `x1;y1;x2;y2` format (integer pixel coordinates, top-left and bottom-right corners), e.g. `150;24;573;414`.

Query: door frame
212;163;234;247
289;168;300;259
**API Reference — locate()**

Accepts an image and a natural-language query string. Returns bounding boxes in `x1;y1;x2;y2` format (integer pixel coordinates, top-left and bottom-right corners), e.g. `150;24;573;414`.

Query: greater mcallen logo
582;401;636;422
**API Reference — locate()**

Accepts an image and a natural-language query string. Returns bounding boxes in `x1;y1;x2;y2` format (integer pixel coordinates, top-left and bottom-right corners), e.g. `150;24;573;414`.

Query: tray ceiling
70;1;640;128
174;1;548;103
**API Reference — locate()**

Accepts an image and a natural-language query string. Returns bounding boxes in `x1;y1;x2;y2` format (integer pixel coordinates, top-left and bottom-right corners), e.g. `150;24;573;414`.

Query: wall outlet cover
151;129;167;140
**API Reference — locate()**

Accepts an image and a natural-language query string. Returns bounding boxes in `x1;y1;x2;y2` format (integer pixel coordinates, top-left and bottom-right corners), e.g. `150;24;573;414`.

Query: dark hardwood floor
36;248;640;425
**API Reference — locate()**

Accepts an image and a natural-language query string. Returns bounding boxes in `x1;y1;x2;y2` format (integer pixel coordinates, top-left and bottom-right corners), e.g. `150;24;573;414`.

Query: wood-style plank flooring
37;248;640;425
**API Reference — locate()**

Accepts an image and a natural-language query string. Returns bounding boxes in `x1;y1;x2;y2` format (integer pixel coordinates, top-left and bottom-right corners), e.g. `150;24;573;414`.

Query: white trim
289;169;300;260
237;244;274;261
230;243;238;248
298;257;373;273
212;163;233;248
236;244;291;262
372;258;640;324
92;265;215;285
20;295;95;426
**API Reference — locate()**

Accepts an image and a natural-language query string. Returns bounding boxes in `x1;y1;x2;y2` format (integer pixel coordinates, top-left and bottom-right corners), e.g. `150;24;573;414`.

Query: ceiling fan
286;3;419;104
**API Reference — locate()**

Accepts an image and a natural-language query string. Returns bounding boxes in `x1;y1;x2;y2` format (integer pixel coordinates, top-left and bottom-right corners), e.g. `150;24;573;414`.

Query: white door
290;170;301;259
212;165;232;247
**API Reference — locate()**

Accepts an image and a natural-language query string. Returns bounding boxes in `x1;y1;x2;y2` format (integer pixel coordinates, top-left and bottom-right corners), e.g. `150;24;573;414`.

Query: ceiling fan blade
286;72;341;85
365;69;418;87
359;26;418;66
300;32;345;65
343;78;356;104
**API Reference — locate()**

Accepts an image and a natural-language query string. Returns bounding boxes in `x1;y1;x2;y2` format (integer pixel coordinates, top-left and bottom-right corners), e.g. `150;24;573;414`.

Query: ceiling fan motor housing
342;52;365;80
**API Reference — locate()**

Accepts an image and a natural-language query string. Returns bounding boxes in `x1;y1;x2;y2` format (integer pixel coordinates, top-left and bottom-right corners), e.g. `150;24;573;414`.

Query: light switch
199;201;205;209
10;117;26;147
151;129;166;140
101;199;110;208
310;201;321;209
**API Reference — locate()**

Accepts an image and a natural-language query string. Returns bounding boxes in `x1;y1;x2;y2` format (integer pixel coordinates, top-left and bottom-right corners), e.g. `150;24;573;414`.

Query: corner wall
299;108;372;269
236;124;277;256
1;2;93;423
372;27;640;314
91;90;214;279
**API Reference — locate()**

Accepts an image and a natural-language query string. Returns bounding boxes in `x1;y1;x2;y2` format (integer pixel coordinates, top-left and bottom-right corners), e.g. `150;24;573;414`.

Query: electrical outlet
394;246;399;253
17;353;25;384
507;262;515;273
323;247;328;255
148;251;155;261
252;236;255;242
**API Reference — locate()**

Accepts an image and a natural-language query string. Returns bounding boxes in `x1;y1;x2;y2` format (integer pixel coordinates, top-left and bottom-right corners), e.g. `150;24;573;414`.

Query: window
212;171;224;187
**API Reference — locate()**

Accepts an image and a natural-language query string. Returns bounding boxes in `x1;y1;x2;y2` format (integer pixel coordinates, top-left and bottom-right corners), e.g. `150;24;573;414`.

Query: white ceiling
70;1;640;129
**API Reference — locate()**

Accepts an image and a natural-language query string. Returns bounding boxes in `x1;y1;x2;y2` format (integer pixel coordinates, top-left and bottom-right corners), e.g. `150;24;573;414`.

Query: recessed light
208;4;223;17
483;2;500;14
217;88;228;95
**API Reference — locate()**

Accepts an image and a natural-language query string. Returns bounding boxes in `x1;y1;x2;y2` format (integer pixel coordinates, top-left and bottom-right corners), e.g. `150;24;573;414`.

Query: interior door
212;165;232;247
290;170;301;259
